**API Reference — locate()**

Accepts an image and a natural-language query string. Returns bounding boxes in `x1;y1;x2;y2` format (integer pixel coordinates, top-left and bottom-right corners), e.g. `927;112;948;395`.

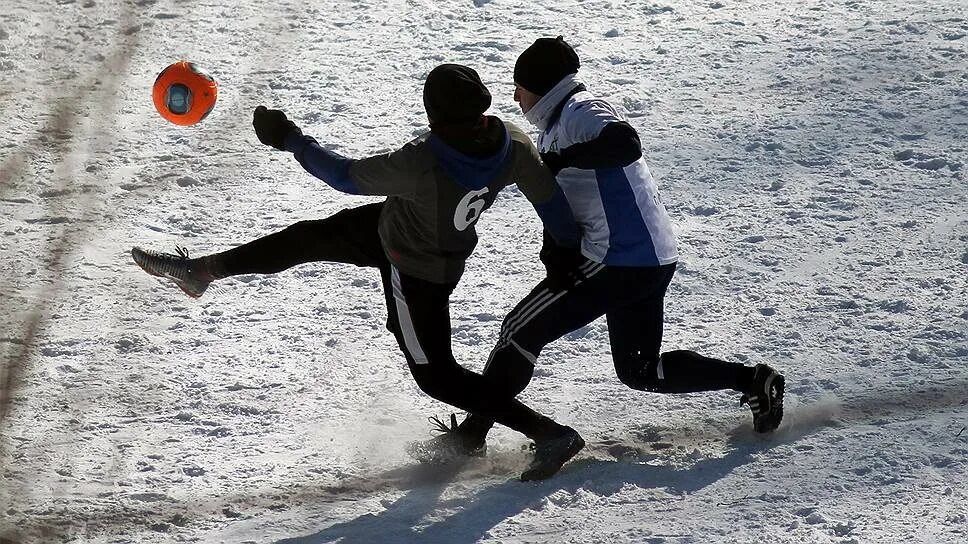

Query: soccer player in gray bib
132;64;585;480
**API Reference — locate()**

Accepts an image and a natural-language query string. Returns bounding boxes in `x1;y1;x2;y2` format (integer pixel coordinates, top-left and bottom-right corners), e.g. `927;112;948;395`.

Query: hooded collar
524;74;585;132
428;120;512;190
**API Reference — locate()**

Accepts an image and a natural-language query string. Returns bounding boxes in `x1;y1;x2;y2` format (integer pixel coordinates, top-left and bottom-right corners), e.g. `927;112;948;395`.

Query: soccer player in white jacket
415;37;785;479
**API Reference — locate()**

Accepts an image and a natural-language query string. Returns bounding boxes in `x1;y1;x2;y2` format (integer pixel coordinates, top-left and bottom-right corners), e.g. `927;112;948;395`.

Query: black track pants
484;261;749;395
214;203;389;275
459;259;752;437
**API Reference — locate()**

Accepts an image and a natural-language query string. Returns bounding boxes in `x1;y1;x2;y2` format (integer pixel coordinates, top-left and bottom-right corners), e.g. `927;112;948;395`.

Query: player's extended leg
132;202;387;297
607;264;755;393
606;264;785;432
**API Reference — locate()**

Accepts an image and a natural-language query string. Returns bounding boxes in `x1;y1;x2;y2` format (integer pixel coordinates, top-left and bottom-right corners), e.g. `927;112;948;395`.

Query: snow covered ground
1;0;966;542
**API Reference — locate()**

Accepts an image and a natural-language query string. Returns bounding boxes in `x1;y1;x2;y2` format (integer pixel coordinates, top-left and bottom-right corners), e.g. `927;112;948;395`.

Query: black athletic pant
209;202;564;440
460;255;754;437
484;260;749;394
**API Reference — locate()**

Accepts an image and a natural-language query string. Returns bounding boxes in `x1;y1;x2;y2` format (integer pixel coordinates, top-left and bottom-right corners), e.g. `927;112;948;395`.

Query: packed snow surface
1;0;966;542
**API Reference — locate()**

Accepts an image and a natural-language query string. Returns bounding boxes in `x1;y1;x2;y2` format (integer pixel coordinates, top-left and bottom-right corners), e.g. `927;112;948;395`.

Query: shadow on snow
276;378;968;544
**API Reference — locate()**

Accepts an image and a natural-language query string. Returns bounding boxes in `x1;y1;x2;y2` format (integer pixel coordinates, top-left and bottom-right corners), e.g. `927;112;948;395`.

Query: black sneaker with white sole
740;363;785;433
131;246;213;298
520;426;585;481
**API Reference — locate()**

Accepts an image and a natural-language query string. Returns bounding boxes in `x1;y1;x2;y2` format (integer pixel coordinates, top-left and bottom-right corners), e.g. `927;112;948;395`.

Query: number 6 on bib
453;188;490;231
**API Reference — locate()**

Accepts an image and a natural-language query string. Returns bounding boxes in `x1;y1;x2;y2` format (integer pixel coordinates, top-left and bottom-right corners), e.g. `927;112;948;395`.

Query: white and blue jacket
526;75;679;267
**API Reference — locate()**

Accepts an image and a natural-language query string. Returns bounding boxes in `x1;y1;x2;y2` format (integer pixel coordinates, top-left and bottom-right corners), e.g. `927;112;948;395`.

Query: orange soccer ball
152;61;218;126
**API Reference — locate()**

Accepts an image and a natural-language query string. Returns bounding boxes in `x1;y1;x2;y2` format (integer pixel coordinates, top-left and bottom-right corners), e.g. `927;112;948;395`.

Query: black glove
539;231;588;290
252;106;302;151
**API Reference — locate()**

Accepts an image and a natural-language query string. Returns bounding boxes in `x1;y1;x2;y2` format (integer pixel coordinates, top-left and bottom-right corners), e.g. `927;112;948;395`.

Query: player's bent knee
485;362;533;398
484;347;535;398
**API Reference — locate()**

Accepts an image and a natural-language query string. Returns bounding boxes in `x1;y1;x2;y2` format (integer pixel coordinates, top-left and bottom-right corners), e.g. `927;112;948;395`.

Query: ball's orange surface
152;61;218;126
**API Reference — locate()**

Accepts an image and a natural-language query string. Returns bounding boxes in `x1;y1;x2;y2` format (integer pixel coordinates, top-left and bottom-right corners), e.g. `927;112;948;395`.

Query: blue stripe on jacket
284;132;359;194
596;167;659;265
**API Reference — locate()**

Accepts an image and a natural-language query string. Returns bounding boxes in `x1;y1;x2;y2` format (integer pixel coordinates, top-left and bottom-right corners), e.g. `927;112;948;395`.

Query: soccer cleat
131;246;213;298
406;414;486;465
520;426;585;481
740;363;785;433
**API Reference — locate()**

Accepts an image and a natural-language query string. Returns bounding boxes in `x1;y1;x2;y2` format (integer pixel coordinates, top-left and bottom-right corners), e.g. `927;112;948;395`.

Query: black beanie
514;36;580;96
423;64;492;125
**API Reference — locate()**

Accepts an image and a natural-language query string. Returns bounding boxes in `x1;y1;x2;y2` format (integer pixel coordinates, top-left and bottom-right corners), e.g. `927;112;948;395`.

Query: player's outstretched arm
252;105;359;195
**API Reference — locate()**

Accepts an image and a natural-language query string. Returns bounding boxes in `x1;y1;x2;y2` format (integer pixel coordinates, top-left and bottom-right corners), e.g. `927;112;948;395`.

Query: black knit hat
423;64;492;125
514;36;580;96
